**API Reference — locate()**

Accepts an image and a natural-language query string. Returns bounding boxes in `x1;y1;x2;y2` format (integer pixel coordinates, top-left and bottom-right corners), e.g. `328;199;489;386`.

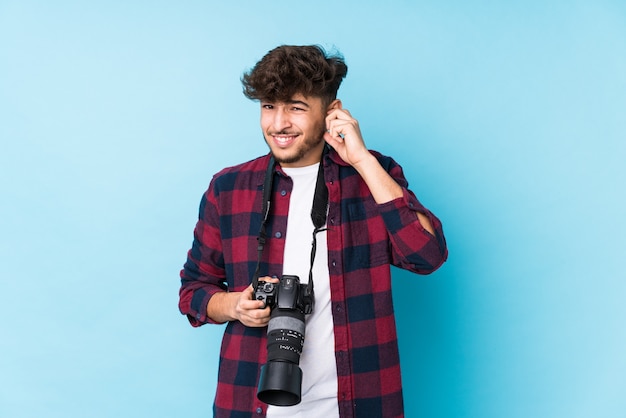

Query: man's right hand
206;276;279;327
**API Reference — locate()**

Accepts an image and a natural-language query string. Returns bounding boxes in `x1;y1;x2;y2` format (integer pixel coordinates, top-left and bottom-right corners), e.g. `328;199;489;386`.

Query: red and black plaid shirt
179;148;447;417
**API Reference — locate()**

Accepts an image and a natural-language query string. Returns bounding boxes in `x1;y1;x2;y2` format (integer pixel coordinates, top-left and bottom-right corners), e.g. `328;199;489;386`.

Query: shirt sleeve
179;180;228;326
376;157;448;274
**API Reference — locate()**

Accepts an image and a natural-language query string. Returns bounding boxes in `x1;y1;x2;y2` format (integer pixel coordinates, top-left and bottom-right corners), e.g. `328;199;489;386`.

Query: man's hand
324;105;401;202
324;107;371;168
324;104;436;235
207;276;279;327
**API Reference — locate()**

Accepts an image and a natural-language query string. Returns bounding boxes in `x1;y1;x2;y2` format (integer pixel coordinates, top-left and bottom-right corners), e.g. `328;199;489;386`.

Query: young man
179;45;447;418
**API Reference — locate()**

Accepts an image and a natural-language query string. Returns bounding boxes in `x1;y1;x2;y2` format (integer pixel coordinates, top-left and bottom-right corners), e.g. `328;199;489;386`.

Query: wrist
352;152;377;175
227;291;241;322
207;291;239;323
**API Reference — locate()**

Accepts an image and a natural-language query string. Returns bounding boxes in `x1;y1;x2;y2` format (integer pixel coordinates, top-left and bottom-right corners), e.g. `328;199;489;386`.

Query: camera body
254;275;314;406
254;280;277;310
254;275;314;314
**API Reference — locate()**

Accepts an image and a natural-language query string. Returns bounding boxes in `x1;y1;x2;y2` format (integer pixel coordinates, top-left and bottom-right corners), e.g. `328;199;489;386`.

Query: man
179;45;447;418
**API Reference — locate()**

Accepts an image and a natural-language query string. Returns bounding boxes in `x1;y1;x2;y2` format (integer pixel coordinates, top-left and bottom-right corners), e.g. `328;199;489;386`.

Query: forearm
354;154;435;236
206;291;239;323
378;196;447;273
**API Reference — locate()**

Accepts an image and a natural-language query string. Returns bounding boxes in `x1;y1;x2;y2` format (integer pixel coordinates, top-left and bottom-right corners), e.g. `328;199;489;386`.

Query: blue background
1;1;625;417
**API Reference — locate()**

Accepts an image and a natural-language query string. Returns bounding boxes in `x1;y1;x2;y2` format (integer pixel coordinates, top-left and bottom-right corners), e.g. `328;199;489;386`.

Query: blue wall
1;1;624;417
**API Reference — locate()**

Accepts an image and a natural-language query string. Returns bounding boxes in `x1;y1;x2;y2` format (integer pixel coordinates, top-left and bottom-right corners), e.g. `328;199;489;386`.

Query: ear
327;99;342;112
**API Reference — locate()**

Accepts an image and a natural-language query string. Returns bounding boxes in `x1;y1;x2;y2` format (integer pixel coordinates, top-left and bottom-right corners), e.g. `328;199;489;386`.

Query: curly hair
241;45;348;107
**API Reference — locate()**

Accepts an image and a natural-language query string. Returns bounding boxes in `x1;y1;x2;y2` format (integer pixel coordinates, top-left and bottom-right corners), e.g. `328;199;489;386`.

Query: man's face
260;94;329;168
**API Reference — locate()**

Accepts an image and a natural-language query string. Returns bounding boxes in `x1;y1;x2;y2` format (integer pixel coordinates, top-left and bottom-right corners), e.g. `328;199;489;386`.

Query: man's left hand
324;107;371;169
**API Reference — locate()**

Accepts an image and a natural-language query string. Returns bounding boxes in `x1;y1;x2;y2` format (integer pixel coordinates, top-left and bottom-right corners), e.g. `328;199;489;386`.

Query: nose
272;107;291;132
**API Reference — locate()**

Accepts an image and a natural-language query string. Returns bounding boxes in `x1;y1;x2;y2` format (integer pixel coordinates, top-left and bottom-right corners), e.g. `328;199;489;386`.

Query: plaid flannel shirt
179;148;447;417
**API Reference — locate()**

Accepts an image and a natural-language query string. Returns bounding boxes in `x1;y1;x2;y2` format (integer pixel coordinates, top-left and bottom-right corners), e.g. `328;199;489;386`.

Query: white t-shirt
266;163;339;418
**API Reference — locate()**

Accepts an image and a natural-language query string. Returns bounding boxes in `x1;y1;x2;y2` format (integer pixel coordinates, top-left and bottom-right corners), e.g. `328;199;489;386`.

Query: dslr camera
253;275;314;406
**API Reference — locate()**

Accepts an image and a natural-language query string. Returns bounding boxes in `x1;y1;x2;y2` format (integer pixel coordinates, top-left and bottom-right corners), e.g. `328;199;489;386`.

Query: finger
326;129;344;142
243;284;254;295
327;118;354;141
242;312;269;328
241;297;265;310
324;133;340;150
327;112;353;127
326;107;352;120
244;302;267;316
247;307;271;326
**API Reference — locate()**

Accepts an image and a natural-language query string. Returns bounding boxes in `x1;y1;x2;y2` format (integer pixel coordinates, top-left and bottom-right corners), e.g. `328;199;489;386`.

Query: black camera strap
252;148;329;298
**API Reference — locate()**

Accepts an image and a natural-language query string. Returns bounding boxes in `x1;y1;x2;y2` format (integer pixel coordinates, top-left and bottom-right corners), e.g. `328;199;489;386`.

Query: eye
291;106;305;112
262;104;274;110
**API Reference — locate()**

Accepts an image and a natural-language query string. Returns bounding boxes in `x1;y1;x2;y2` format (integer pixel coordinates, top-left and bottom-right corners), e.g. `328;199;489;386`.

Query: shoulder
213;153;271;178
368;149;400;171
326;146;397;170
328;147;398;167
210;154;271;193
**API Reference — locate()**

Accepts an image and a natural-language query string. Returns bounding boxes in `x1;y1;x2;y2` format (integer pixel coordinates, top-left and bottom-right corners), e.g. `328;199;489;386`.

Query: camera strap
252;147;329;297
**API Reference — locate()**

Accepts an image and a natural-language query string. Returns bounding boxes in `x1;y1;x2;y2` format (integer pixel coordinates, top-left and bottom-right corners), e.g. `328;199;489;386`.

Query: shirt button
280;190;287;196
275;232;282;238
256;406;263;414
330;218;335;224
331;260;336;267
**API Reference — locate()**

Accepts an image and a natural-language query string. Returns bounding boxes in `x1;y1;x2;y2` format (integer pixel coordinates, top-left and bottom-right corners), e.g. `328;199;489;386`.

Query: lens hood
257;361;303;406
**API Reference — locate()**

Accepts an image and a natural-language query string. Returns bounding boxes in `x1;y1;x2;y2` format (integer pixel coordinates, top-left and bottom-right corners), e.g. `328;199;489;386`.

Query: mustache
268;130;300;135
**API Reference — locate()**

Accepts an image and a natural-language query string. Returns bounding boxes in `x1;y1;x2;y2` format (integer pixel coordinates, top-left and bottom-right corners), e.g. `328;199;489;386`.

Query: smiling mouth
271;133;299;147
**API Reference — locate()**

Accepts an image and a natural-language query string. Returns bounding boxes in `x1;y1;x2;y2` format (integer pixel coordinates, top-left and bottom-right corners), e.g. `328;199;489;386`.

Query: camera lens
266;309;305;363
257;308;305;406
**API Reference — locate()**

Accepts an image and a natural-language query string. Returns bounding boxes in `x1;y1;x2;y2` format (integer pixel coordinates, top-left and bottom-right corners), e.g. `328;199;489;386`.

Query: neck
278;143;325;168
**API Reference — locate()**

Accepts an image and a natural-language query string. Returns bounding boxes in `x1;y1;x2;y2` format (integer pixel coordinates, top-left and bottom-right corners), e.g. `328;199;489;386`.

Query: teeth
275;135;295;144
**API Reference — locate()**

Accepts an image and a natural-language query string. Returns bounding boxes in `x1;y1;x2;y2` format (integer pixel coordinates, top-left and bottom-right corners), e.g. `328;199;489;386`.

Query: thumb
242;284;255;299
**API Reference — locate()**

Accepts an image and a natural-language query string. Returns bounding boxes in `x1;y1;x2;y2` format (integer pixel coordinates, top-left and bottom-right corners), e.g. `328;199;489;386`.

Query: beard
265;123;327;165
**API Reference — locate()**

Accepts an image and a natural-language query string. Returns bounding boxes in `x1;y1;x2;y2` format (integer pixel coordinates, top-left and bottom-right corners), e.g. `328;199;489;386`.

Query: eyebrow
284;99;310;108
